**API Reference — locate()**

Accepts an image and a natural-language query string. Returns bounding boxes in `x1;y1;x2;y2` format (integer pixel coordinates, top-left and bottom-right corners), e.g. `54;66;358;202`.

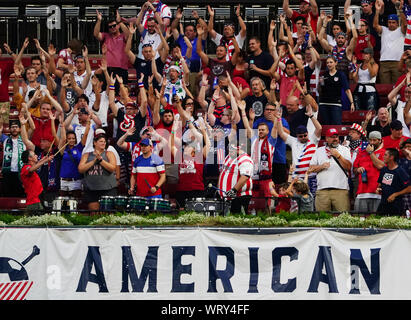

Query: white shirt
310;144;351;190
107;145;121;166
396;100;411;137
74;70;96;107
138;32;162;60
380;26;405;61
73;123;96;154
92;91;109;128
212;33;246;61
20;84;47;103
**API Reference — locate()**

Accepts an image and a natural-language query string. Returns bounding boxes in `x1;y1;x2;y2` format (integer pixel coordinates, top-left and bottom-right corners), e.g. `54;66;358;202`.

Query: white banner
0;228;409;300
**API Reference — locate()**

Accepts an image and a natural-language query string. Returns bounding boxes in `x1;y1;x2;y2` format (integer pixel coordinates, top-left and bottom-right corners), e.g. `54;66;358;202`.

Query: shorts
60;178;82;191
84;188;117;204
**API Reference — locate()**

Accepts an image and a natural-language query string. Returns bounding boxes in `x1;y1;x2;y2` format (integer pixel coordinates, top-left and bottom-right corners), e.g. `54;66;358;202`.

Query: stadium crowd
1;0;411;215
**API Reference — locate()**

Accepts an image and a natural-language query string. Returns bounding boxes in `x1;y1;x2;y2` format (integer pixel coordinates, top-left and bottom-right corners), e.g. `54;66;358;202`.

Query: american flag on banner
0;281;33;300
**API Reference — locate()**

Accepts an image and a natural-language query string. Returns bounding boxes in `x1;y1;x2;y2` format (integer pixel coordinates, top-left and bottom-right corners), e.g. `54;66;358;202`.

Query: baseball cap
390;120;403;130
388;14;399;21
350;123;366;137
95;128;106;136
361;0;372;4
326;128;339;137
296;125;308;135
368;131;382;140
362;47;373;55
300;0;310;4
140;138;153;146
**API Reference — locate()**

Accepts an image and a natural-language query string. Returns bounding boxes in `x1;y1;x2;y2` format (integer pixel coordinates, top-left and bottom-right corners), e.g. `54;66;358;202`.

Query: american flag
0;281;33;300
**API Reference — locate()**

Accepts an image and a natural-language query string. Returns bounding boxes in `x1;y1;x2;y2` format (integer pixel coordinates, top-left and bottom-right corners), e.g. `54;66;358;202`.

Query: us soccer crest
0;246;39;300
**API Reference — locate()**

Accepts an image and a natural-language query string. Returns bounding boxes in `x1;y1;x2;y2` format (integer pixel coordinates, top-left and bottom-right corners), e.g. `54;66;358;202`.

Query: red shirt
232;76;252;96
354;34;376;61
353;147;386;195
0;59;14;102
275;195;291;213
101;32;129;70
394;74;406;102
382;135;408;151
31;117;54;147
20;164;43;205
279;74;299;105
177;159;205;192
291;11;319;35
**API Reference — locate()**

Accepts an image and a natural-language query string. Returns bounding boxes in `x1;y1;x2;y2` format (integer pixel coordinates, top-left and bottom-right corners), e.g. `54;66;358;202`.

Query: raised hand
48;43;56;56
175;8;183;20
96;10;103;21
48;110;56;121
82;45;88;58
192;10;199;20
237;100;246;111
109;72;116;85
235;4;241;17
196;24;204;36
270;20;276;31
207;5;215;17
22;37;29;50
129;23;137;34
126;126;136;136
13;64;22;77
99;59;107;72
3;43;12;54
116;74;124;84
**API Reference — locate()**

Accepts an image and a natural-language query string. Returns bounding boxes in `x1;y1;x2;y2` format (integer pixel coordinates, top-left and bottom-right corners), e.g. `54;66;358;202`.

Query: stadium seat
321;124;350;138
0;197;27;209
342;110;367;124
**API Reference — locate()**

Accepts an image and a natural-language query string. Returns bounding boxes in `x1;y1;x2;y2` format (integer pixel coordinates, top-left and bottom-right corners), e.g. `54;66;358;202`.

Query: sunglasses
185;102;194;105
265;108;276;112
297;133;308;138
108;24;117;29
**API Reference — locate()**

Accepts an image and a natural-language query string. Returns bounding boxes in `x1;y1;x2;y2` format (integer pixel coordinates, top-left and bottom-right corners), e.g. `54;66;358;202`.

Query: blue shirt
253;117;289;164
177;34;205;73
60;143;84;179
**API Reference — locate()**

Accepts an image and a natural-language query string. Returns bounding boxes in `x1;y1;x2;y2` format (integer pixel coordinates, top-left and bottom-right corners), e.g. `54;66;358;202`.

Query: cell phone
250;59;254;64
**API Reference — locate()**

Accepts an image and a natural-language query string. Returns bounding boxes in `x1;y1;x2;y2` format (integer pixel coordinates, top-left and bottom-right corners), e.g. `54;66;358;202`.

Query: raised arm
196;24;209;65
283;0;294;19
94;10;104;42
207;6;217;40
237;99;253;139
373;2;383;35
171;8;183;40
125;23;137;65
116;10;130;40
14;37;29;68
19;113;35;151
235;4;247;38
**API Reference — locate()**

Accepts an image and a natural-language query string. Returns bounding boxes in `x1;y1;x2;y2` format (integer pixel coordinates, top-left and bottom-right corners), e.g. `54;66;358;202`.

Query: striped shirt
132;153;165;197
218;153;254;198
286;135;319;179
406;12;411;47
142;2;172;29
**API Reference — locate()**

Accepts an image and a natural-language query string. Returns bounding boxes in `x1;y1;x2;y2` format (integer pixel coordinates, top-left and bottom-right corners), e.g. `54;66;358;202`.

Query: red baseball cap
326;128;339;137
